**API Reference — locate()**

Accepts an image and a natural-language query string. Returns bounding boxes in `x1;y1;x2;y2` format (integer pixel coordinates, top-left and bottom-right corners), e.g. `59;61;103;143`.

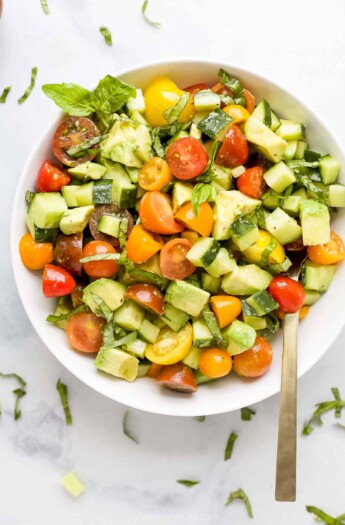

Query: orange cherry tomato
126;224;164;264
125;283;164;315
183;83;208;95
199;348;232;378
216;124;249;168
156;363;197;393
66;312;105;353
166;137;209;180
138;157;172;191
175;202;213;237
146;363;163;378
139;191;185;235
160;238;196;280
243;88;255;114
19;233;54;270
277;306;310;321
233;336;273;378
307;231;345;265
237;167;266;199
210;295;242;329
82;241;118;278
223;104;250;124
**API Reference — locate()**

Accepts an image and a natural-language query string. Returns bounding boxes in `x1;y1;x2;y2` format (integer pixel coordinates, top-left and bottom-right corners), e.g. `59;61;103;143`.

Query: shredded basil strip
123;410;139;444
101;331;137;351
193;416;206;422
18;67;38;104
306;506;344;525
303;388;345;435
332;387;342;418
66;133;108;157
218;68;245;107
99;26;112;46
225;488;253;518
81;253;120;263
46;304;88;324
56;379;72;425
0;86;11;103
0;372;26;388
141;0;161;27
241;407;256;421
13;388;26;420
224;432;238;461
91;293;113;322
163;93;190;124
177;480;200;487
40;0;49;14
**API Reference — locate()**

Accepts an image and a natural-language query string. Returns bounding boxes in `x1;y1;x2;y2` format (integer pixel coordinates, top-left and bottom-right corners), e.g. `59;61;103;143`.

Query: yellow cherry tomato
144;77;194;127
138;157;172;191
145;323;193;365
242;229;285;265
19;233;54;270
223;104;251;124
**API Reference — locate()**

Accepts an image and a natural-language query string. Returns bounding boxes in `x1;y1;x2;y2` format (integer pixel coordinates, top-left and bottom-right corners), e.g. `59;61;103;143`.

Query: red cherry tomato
156;363;197;393
125;284;164;315
233;336;273;378
243;88;255;114
42;264;76;298
166;137;209;180
216;124;249;168
183;83;208;95
268;276;306;314
66;312;105;353
36;160;71;192
159;238;196;280
139;191;184;235
237;167;266;199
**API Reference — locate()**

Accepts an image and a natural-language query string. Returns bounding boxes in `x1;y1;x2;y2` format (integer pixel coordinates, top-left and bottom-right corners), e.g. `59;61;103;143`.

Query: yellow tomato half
145;323;193;365
242;229;285;264
144;77;194;127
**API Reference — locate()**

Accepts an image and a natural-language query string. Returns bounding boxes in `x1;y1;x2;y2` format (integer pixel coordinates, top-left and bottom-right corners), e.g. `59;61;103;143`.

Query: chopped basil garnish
99;26;112;46
163;93;190;124
101;331;137;351
177;480;200;487
224;432;238;461
66;133;108;157
80;253;120;263
142;0;161;27
123;410;139;444
306;506;345;524
303;388;345;435
40;0;49;14
332;387;342;418
0;372;26;388
46;304;88;324
336;422;345;430
0;373;27;420
56;379;72;425
18;67;38;104
218;68;246;107
225;488;253;518
241;407;256;421
191;183;217;216
0;86;11;103
193;416;206;422
90;293;113;322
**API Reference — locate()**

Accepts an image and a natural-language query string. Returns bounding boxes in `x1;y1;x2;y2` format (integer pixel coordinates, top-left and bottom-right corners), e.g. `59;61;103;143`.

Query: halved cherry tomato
138;157;172;191
160;238;196;280
52;117;101;167
125;284;164;315
82;241;118;278
19;233;54;270
233;336;273;378
144;77;194;127
139;191;184;235
210;295;242;329
307;231;345;265
66;312;105;353
156;363;197;393
277;306;310;321
181;230;200;245
199;348;232;378
237;167;266;199
268;276;306;314
175;202;213;237
126;224;164;264
42;264;76;298
146;363;163;378
183;83;208;95
243;88;255;114
166;137;209;180
211;82;232;96
36;160;71;192
145;323;193;365
243;230;285;265
216;124;249;168
223;104;250;124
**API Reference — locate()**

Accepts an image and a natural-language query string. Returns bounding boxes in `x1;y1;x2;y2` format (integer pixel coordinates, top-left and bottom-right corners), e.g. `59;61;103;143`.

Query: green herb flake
0;372;26;388
335;422;345;430
306;506;345;525
118;218;128;249
193;416;206;422
225;488;253;518
163;93;190;125
18;67;38;105
224;432;238;461
66;133;108;157
90;293;113;322
142;0;161;27
241;407;256;421
99;26;112;46
123;410;139;444
13;388;26;420
40;0;49;14
46;304;88;324
191;183;217;216
218;69;245;107
177;480;200;487
332;387;342;418
56;379;72;425
0;86;11;104
303;388;345;435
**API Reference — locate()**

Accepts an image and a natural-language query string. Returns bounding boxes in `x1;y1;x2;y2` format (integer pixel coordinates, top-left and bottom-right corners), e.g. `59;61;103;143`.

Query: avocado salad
19;69;345;393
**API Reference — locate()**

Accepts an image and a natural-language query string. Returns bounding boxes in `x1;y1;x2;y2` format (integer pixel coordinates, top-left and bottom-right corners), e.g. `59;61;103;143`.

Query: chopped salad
19;69;345;394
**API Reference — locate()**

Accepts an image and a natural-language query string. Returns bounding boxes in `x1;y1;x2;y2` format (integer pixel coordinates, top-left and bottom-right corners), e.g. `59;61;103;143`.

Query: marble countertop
1;0;345;523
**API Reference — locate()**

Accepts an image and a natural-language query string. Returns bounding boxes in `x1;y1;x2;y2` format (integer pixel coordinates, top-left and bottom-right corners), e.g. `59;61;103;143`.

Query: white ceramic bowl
11;58;345;416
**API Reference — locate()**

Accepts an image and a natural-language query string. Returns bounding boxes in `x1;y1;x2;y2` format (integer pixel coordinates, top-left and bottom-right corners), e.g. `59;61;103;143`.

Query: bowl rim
11;57;345;416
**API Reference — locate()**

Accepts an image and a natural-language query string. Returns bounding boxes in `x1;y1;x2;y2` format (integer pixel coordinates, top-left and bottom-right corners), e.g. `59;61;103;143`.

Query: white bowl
11;58;345;416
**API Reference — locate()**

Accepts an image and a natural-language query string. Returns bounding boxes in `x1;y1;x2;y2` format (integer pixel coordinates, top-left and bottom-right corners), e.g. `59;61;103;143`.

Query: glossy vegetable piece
216;124;249;168
66;312;105;353
52;116;101;167
54;232;83;276
233;336;273;377
199;348;232;378
223;104;250;124
146;363;163;378
139;191;184;235
210;295;242;329
175;202;213;237
145;323;193;365
125;283;164;315
156;363;197;393
160;238;196;280
166;137;209;180
36;160;71;192
19;233;54;270
243;88;255;114
237;167;266;199
82;240;119;278
42;264;76;298
126;224;164;264
307;231;345;265
268;276;306;314
138;157;172;191
144;77;194;127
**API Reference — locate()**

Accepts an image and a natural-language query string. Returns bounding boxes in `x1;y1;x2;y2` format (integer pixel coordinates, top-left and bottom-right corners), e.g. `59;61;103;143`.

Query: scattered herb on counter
224;432;238;461
335;422;345;430
241;407;256;421
193;416;206;422
99;26;112;46
306;505;345;524
13;388;26;420
0;372;26;388
40;0;49;14
123;410;139;444
0;86;11;103
302;388;345;435
177;480;200;488
225;488;253;518
56;379;72;425
18;67;38;104
142;0;161;27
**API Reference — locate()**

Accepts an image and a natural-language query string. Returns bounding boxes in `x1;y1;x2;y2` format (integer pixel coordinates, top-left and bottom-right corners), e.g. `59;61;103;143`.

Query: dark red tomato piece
36;160;71;192
52;117;100;167
156;363;197;393
125;284;164;315
42;264;76;298
159;238;196;280
166;137;208;180
237;167;266;199
285;238;305;252
243;88;255;114
183;83;208;95
268;276;306;314
66;312;105;353
89;204;133;248
54;232;83;276
216;124;249;168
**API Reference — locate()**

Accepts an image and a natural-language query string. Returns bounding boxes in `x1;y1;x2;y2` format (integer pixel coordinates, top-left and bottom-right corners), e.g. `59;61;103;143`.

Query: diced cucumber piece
329;184;345;207
244;117;287;163
265;207;302;245
127;88;146;114
129;110;149;126
212;190;261;240
276;119;305;141
161;303;189;332
304;150;321;162
262;190;280;211
303;261;336;292
97;215;121;237
105;163;137;209
165;280;210;317
194;90;221;112
92;179;113;204
94;347;139;382
62;185;79;207
192;110;209;126
252;99;272;127
26;192;67;236
243;315;267;330
283;140;298;161
211;165;232;192
126;166;139;184
192;319;214;348
205;247;236;278
76;182;94;206
59;205;94;235
83;279;126;314
138;319;160;344
245;290;278;316
300;199;330;246
264;161;296;193
68;162;106;181
201;273;222;294
303;289;321;306
113;300;146;331
222;264;272;295
197;108;233;141
186;238;220;267
182;346;202;369
294;140;308;160
190;123;202;140
172;182;193;213
126;338;148;359
270;111;281;132
230;215;259;251
319;155;340;185
223;319;256;356
282;188;307;216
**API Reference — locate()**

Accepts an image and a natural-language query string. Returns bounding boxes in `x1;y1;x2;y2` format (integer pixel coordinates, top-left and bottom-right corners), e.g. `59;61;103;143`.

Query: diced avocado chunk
230;215;259;251
265;207;302;245
59;205;94;235
161;303;190;332
97;215;121;237
201;273;222;293
113;300;146;331
192;319;214;348
182;346;203;369
105;163;137;209
245;290;278;316
60;471;85;497
329;184;345;207
275;119;305;141
101;118;151;168
300;199;330;246
62;185;79;207
125;338;147;359
212;190;261;240
264;161;296;193
223;319;256;356
68;162;107;180
54;296;73;330
165;280;210;317
126;88;146;114
205;247;236;278
186;237;220;267
244;117;287;163
27;192;67;236
243;315;267;330
194;90;221;111
138;319;160;344
95;347;139;382
303;261;336;292
172;182;193;213
303;289;321;306
83;279;126;314
319;155;340;185
222;264;273;295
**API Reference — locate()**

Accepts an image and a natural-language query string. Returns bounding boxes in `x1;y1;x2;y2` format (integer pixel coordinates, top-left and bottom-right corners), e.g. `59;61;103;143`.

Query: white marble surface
1;0;345;523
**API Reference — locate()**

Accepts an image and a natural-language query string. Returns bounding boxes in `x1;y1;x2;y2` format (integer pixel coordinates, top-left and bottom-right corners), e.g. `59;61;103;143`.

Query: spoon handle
275;311;299;502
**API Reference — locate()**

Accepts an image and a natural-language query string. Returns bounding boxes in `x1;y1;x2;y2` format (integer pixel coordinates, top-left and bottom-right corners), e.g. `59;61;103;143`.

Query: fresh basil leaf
191;183;217;216
56;379;72;425
99;26;112;46
0;86;11;103
13;388;26;420
41;0;49;14
303;388;345;435
123;410;139;443
218;68;245;107
102;322;115;347
224;432;238;461
177;480;200;487
91;75;136;117
90;293;113;322
335;422;345;430
18;67;38;104
163;93;190;124
66;133;108;157
225;488;253;518
306;506;344;525
241;407;256;421
287;160;319;170
46;304;88;324
142;0;161;27
193;416;206;422
42;83;93;116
